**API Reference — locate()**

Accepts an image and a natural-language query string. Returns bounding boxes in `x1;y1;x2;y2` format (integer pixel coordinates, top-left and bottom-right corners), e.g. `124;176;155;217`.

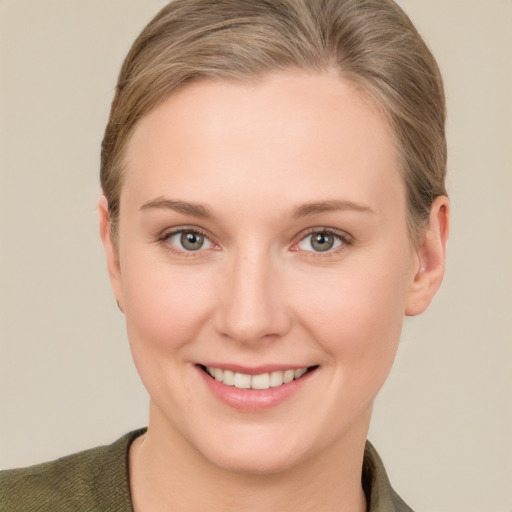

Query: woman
0;0;449;510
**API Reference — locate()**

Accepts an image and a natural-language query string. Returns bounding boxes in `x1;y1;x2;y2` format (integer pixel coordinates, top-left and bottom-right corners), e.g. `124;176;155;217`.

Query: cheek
293;254;410;377
119;257;218;415
121;256;215;358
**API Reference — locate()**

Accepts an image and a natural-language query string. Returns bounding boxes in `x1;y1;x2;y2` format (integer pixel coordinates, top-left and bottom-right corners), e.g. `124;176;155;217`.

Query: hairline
109;66;421;242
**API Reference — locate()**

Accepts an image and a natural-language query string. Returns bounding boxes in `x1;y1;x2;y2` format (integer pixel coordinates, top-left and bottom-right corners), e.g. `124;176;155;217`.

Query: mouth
198;364;318;390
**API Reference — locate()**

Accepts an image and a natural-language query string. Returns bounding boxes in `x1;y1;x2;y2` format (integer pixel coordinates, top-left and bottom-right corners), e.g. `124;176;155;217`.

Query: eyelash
157;227;353;257
157;226;218;257
291;228;353;257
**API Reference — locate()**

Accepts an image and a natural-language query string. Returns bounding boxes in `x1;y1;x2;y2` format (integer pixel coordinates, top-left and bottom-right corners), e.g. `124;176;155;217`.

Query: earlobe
405;195;450;316
98;195;124;313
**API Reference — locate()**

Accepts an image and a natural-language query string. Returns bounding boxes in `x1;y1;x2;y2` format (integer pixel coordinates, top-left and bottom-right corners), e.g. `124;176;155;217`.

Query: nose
214;249;292;345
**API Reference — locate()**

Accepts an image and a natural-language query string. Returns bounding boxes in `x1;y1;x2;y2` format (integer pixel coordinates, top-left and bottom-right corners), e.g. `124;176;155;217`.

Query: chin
204;443;304;476
191;425;313;476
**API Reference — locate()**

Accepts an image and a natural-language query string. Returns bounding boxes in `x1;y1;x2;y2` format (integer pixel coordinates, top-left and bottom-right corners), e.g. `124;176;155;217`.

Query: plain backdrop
0;1;511;511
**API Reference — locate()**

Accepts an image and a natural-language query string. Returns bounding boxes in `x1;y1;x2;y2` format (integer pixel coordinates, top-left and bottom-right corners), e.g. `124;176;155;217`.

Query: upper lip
197;363;315;375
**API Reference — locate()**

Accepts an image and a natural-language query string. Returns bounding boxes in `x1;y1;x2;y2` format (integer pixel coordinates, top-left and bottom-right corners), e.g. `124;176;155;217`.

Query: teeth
234;372;252;389
223;369;235;386
251;373;270;390
270;371;284;387
283;369;295;383
294;368;307;379
205;366;310;390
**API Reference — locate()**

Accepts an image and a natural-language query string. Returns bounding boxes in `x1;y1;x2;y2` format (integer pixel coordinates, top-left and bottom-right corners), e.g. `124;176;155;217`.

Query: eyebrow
140;197;211;218
140;197;375;219
292;200;375;218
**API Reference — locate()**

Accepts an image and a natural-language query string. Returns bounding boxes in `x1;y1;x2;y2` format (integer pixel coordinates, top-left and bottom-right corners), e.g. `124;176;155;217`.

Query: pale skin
99;70;449;512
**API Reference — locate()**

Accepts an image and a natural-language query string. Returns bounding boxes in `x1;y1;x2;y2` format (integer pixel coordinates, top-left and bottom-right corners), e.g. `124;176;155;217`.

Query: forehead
122;70;405;220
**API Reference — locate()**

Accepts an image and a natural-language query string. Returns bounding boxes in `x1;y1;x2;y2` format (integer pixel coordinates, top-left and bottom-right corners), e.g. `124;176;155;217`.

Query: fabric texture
1;429;413;511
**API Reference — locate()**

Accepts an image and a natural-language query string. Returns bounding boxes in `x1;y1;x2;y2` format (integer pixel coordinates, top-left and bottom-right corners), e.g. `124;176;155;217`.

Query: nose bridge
215;244;290;344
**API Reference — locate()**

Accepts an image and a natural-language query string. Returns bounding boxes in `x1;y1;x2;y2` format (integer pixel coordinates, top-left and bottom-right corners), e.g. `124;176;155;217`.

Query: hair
100;0;447;242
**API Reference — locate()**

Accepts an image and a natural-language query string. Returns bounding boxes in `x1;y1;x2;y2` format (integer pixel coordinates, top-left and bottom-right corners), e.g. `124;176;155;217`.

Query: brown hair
101;0;446;241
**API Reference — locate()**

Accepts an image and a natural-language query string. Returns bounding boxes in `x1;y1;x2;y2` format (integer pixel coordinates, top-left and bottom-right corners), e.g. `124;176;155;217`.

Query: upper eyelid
158;227;219;255
160;225;214;241
296;227;353;243
291;228;353;256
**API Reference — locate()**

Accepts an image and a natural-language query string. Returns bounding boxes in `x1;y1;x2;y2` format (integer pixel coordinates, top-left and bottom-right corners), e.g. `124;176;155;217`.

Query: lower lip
196;366;317;412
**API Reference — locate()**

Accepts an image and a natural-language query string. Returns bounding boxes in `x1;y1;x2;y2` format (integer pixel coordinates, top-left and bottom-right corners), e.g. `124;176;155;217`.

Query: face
103;70;426;474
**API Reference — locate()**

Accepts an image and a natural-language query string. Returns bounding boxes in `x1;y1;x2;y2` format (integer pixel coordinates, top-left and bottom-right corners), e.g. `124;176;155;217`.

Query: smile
197;364;319;411
201;365;314;390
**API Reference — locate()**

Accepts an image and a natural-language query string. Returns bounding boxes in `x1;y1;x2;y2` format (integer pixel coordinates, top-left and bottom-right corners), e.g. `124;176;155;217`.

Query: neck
129;403;370;512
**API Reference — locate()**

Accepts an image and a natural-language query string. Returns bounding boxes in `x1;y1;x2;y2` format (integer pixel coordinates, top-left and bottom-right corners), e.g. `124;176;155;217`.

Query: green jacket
0;429;413;511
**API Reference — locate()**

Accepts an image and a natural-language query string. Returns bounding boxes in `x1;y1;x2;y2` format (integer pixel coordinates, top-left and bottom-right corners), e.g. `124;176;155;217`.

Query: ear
405;195;450;316
98;195;124;313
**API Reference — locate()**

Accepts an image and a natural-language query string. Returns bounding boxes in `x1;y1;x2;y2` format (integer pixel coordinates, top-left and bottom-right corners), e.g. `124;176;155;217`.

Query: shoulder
0;428;145;512
363;440;415;512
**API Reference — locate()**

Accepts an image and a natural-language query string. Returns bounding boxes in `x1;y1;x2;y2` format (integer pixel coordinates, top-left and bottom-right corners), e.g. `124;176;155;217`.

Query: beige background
0;1;510;510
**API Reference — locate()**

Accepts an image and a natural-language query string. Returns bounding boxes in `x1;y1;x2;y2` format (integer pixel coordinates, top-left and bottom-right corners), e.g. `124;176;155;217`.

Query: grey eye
180;231;205;251
167;230;214;252
310;232;335;252
297;231;343;253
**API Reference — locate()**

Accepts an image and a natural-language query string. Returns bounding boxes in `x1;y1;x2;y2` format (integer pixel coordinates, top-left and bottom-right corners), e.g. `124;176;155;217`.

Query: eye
296;230;348;253
165;229;215;252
